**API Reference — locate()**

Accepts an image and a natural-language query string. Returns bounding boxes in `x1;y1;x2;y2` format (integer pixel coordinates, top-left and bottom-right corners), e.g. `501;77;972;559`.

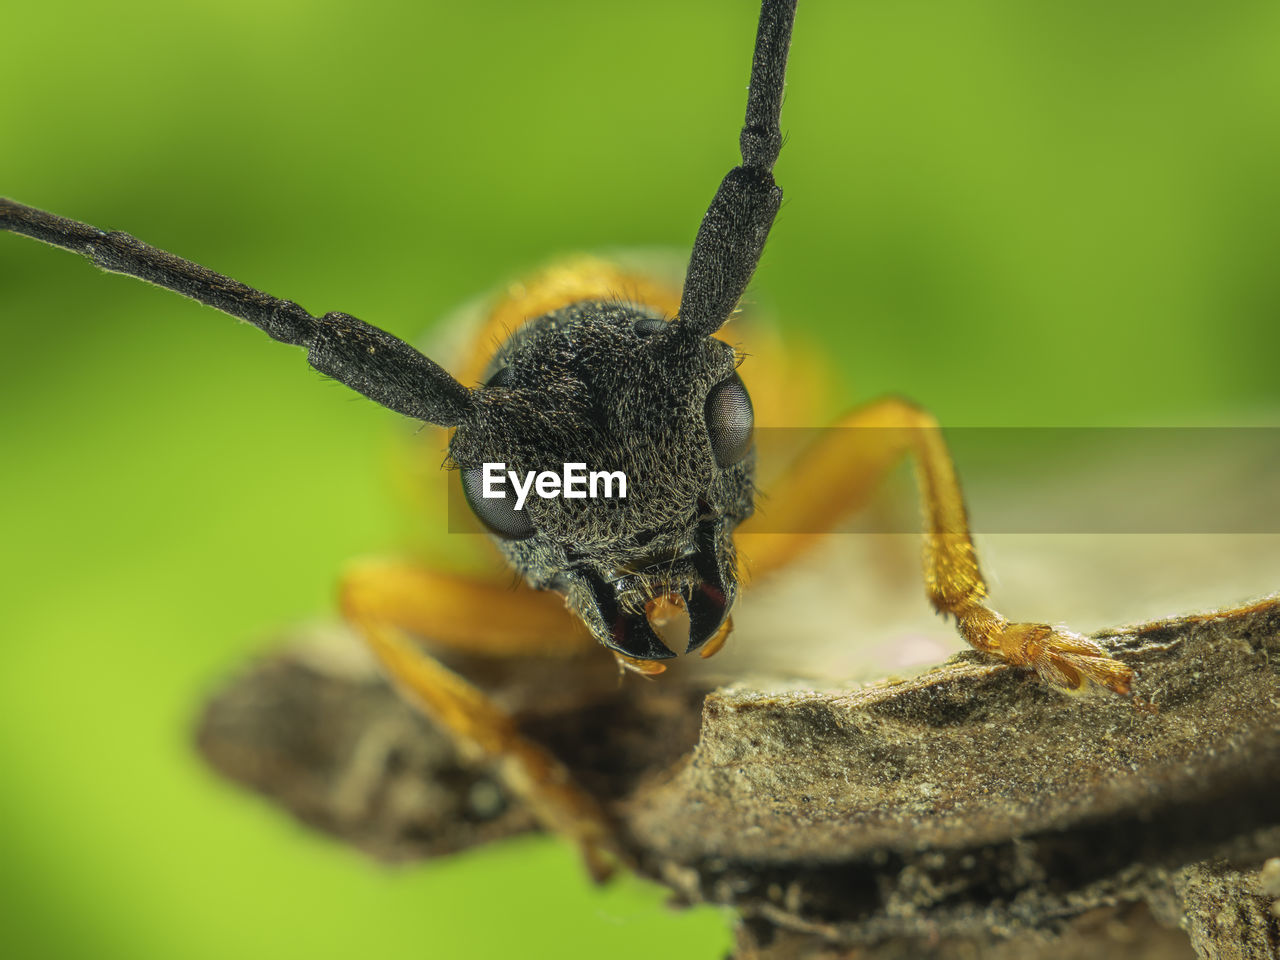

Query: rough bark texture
196;598;1280;959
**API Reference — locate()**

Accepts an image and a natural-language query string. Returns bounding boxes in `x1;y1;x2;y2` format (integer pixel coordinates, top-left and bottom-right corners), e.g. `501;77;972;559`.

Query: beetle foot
998;620;1135;696
957;606;1135;698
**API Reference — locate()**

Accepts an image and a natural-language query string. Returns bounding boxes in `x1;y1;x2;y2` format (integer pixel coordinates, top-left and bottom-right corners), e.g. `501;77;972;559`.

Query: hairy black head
451;301;755;660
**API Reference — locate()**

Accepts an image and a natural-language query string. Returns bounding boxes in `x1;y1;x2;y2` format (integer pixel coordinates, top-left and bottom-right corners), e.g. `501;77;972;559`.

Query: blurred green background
2;1;1278;957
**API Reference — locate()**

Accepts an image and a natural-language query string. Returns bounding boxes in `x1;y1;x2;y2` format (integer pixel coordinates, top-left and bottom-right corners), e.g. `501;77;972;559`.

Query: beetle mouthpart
645;592;692;655
684;516;736;654
582;570;676;661
608;611;677;661
644;592;684;628
685;581;732;655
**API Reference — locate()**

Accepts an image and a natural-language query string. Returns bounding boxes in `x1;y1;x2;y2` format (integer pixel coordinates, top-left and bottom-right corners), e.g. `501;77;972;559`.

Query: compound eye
484;366;513;389
461;466;535;540
704;372;754;467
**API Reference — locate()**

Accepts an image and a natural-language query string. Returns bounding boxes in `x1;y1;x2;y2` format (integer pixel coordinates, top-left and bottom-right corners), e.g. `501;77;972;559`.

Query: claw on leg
958;606;1134;696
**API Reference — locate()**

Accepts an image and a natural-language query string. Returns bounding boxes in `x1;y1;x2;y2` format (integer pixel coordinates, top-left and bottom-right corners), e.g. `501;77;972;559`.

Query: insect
1;0;1149;882
7;13;1269;957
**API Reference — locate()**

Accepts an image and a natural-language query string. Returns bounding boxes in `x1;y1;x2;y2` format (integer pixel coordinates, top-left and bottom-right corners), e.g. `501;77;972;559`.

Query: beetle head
450;300;754;661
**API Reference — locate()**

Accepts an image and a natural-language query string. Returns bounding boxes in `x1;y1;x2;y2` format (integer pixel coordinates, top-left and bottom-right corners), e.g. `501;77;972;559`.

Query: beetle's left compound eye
461;467;535;540
704;372;754;467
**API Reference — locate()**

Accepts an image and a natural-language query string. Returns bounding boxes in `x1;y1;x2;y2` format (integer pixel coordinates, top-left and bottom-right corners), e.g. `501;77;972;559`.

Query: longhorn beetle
2;0;1141;880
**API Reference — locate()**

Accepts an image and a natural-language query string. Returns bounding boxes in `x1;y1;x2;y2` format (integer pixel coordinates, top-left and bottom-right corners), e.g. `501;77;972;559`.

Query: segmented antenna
0;198;475;426
675;0;797;340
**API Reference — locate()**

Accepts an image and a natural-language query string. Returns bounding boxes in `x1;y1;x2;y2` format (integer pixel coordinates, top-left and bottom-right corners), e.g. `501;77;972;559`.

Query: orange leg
340;560;623;880
737;397;1135;696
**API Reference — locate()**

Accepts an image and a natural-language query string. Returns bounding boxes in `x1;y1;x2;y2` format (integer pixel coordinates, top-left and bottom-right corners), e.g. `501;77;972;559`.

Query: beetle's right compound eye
461;466;535;540
704;372;754;467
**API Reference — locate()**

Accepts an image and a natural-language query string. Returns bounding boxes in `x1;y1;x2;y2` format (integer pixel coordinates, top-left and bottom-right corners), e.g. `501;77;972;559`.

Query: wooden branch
196;598;1280;959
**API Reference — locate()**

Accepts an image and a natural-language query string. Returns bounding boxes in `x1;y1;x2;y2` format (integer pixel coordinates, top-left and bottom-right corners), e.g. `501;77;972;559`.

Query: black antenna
0;198;475;426
674;0;797;340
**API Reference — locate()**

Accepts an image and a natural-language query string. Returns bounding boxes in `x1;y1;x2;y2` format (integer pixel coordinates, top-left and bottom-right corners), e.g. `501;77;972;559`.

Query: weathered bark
196;598;1280;959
